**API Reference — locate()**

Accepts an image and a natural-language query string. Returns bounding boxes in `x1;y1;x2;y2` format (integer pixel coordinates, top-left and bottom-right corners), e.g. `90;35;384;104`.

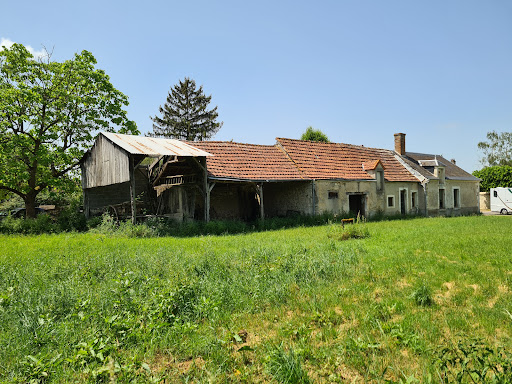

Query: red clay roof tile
187;138;420;182
188;141;306;181
276;138;419;182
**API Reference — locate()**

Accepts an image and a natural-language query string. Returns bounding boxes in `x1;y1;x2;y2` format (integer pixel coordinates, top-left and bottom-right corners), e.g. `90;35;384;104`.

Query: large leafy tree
300;126;330;143
478;131;512;166
0;43;138;218
150;77;222;140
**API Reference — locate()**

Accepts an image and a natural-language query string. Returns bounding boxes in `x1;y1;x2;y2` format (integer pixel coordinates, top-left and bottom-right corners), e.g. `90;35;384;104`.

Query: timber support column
129;156;136;224
206;182;215;223
202;157;209;222
257;183;264;221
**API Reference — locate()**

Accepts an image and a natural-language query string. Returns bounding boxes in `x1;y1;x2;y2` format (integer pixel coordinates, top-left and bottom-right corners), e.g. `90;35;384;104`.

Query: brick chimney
394;133;406;155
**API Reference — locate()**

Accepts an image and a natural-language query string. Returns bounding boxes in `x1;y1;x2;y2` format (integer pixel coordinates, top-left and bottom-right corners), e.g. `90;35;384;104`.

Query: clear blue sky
3;0;512;172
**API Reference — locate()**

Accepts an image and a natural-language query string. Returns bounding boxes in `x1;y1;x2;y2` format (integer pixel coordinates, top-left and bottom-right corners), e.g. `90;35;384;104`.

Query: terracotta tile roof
276;138;419;182
362;159;384;171
188;141;307;181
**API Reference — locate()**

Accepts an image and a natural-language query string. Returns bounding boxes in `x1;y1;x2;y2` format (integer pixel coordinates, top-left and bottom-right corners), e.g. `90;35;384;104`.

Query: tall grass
0;216;511;382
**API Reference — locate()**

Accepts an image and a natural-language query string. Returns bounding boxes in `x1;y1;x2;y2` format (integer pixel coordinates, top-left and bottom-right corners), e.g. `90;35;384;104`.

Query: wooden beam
202;157;209;222
257;183;264;221
206;182;215;223
151;157;180;186
129;156;136;224
192;157;207;173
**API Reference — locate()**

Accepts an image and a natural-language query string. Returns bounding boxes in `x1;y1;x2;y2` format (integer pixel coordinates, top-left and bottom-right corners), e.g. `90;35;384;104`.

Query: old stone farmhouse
80;132;480;222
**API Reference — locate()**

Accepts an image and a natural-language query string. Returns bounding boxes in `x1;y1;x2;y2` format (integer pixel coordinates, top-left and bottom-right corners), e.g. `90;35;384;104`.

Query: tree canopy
150;77;222;141
478;131;512;167
0;43;138;218
300;126;330;143
472;166;512;191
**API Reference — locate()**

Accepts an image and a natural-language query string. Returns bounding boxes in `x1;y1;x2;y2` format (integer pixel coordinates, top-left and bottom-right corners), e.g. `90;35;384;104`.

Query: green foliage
478;131;512;167
21;352;62;383
472;166;512;191
1;216;512;382
327;216;370;241
300;126;330;143
411;282;433;307
150;77;222;141
0;43;138;217
437;338;512;383
0;213;58;234
266;344;311;384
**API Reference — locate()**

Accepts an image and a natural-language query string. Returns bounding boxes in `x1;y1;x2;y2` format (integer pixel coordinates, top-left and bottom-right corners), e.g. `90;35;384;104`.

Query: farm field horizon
1;216;511;383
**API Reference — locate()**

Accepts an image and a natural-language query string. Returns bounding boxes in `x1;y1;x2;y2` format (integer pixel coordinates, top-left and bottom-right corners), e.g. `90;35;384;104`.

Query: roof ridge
190;140;278;148
276;137;394;153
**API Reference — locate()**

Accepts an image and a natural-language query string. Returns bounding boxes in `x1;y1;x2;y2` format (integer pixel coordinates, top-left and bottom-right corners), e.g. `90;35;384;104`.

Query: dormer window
362;160;385;192
435;166;445;185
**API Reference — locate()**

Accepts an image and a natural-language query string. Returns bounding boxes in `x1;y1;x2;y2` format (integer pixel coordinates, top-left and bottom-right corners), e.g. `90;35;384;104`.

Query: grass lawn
0;216;511;383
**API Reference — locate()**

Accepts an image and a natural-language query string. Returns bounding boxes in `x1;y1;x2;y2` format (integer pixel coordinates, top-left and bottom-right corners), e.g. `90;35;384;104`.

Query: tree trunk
24;191;37;219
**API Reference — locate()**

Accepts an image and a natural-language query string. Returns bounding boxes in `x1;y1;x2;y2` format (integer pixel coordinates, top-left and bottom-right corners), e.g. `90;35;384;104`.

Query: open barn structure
81;132;213;223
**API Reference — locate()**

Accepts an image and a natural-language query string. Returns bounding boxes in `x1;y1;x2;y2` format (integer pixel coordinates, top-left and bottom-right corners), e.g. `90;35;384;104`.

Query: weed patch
266;344;311;384
437;337;512;382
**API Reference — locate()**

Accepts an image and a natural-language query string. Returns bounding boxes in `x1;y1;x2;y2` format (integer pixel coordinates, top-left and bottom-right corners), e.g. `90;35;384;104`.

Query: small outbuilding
80;132;212;222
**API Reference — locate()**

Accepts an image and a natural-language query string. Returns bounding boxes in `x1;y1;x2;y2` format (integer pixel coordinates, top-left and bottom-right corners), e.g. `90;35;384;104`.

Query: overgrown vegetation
0;210;366;236
472;166;512;191
0;216;511;382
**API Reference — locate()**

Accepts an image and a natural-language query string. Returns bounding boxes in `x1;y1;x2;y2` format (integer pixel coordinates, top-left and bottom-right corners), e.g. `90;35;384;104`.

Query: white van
490;187;512;215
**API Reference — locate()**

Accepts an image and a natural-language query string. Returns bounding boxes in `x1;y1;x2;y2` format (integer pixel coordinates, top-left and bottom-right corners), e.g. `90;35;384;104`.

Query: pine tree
149;78;222;141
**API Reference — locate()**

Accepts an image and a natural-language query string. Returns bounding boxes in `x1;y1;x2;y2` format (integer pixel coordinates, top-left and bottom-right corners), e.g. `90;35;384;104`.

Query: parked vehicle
9;207;46;218
490;187;512;215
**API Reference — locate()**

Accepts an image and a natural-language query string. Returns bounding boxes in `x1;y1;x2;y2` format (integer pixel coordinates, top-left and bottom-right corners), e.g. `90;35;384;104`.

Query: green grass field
1;216;511;383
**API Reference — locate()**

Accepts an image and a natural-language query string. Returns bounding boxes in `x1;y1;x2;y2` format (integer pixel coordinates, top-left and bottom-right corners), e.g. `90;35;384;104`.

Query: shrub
411;283;433;307
473;166;512;191
0;213;58;235
437;337;512;382
266;344;311;384
327;220;370;241
57;204;87;232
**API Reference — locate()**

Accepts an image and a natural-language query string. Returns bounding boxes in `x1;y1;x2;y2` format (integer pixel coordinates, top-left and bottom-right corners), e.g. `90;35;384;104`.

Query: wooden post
129;155;136;224
257;183;264;221
203;157;209;222
206;182;215;223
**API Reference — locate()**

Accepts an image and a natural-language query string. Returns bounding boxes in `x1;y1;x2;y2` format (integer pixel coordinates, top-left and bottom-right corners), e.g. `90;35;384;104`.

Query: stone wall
424;180;479;216
479;192;490;211
263;181;313;217
315;180;421;217
208;183;259;221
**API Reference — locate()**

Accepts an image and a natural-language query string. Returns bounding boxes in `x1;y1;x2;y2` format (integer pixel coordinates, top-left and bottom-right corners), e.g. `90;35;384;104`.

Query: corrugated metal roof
101;132;212;157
